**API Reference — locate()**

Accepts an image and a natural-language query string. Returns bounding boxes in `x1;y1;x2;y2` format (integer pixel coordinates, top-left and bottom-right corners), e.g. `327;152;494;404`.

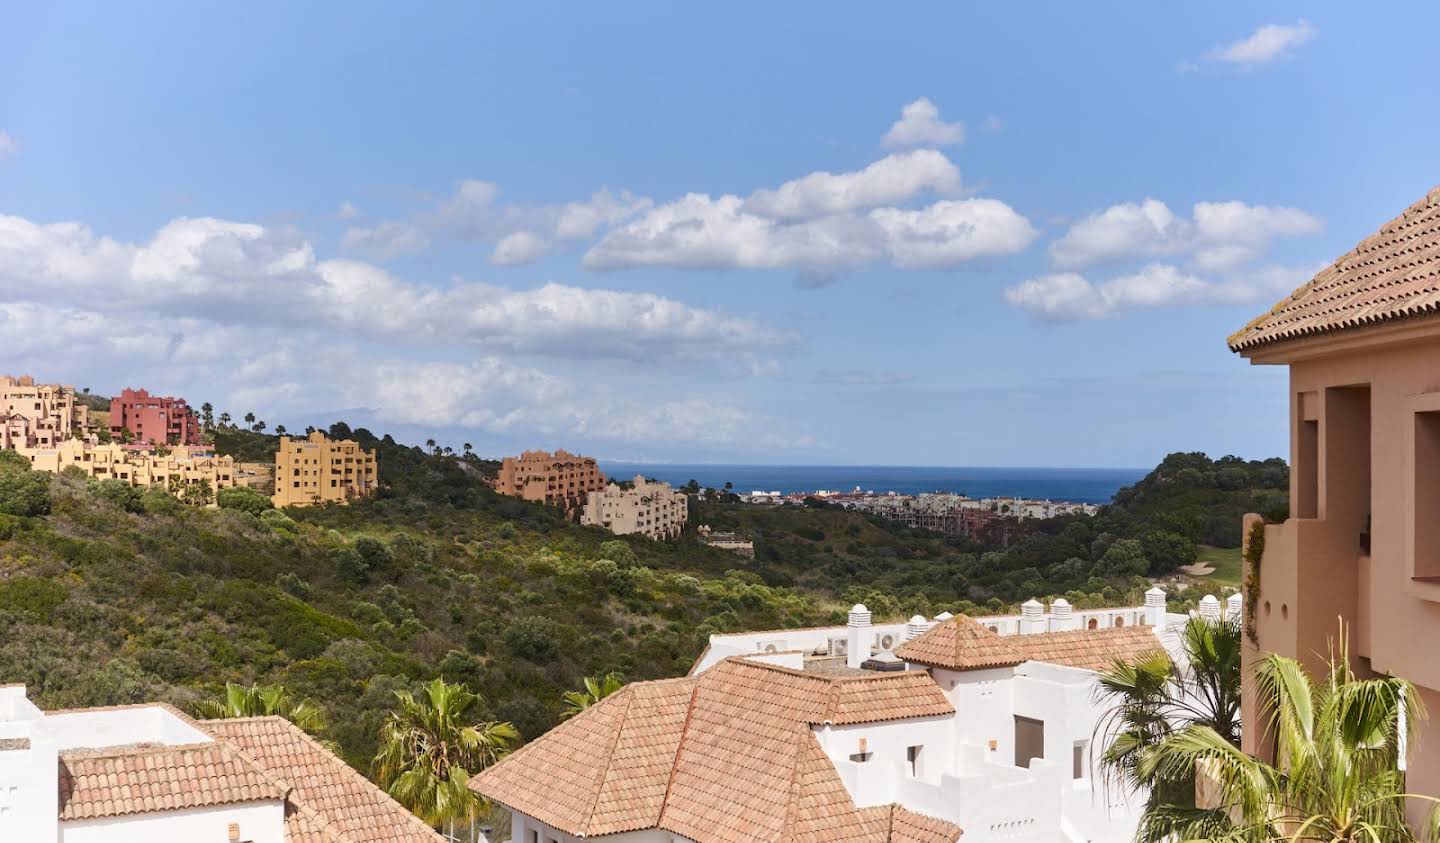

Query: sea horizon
599;462;1148;505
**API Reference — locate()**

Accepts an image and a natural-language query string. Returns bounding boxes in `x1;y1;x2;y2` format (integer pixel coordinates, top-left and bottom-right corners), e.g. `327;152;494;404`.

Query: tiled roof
893;615;1026;671
1229;185;1440;351
202;716;444;843
1008;626;1168;672
57;741;284;820
470;658;959;843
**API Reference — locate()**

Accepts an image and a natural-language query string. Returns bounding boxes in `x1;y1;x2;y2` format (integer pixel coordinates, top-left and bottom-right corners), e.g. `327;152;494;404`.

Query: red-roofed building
109;387;202;446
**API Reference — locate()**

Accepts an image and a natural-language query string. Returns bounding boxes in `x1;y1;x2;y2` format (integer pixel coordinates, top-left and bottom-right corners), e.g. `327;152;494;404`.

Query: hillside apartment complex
19;441;237;497
472;592;1228;843
271;430;378;508
495;449;605;508
0;685;443;843
581;475;689;540
1229;185;1440;821
108;387;202;445
0;375;89;449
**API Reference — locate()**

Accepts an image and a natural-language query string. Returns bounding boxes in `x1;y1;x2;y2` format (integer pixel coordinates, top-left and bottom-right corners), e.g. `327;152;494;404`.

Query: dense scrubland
0;426;1285;772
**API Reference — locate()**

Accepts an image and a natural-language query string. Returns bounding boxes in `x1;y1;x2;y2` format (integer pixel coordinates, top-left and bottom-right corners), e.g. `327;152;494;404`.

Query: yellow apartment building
580;475;688;540
1230;184;1440;820
0;375;90;448
495;448;605;508
16;441;237;502
272;431;378;508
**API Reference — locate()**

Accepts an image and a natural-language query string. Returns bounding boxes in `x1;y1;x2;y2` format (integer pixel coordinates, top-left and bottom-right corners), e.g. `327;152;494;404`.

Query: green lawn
1194;545;1243;588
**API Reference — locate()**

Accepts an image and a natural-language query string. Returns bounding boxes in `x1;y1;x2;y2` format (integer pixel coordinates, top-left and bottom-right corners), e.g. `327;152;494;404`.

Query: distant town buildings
15;440;237;501
581;475;689;540
109;387;202;445
0;375;90;449
271;431;378;508
696;524;755;558
495;448;605;508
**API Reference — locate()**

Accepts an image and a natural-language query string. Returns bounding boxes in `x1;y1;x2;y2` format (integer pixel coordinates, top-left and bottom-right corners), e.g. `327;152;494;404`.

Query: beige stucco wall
580;476;688;540
496;449;605;508
272;431;377;508
1240;325;1440;805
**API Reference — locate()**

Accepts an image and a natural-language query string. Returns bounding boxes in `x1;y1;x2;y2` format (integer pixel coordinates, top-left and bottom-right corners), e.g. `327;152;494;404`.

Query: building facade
15;441;237;500
496;449;605;508
1229;184;1440;821
580;475;688;540
108;387;202;445
0;375;89;448
0;685;444;843
271;431;378;508
473;594;1208;843
696;524;755;558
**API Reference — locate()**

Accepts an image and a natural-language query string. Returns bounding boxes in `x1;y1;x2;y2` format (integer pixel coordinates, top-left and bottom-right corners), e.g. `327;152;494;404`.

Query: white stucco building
472;590;1217;843
0;685;443;843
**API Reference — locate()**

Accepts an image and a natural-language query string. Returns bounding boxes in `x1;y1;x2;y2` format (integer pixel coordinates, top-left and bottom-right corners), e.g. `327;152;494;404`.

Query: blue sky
2;3;1436;466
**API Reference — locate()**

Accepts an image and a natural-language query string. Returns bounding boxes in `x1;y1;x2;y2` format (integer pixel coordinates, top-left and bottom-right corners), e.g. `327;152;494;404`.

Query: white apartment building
0;685;443;843
473;591;1235;843
581;475;688;540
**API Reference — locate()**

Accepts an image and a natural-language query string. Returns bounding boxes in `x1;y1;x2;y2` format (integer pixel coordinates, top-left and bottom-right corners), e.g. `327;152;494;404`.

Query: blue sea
598;464;1147;505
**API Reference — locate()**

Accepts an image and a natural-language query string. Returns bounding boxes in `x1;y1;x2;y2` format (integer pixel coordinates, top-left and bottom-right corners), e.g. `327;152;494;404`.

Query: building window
848;751;872;763
906;745;923;777
1296;392;1319;519
1414;409;1440;580
1014;715;1044;768
1072;740;1088;779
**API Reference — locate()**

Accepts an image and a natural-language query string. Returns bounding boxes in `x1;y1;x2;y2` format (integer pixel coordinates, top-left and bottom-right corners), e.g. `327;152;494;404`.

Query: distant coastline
598;463;1147;505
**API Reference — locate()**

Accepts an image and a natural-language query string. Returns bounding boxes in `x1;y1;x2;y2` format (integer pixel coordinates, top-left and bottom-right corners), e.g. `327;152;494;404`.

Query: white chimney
1225;592;1243;622
847;604;871;669
1020;598;1045;635
906;615;929;641
1199;594;1222;623
1050;598;1077;632
1145;586;1168;630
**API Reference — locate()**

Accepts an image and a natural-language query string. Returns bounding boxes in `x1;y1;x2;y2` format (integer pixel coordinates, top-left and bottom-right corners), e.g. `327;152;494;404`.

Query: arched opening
1114;617;1125;628
1087;618;1098;630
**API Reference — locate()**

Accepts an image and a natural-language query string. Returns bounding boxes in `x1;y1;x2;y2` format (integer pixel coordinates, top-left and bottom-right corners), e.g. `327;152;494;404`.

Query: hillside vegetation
0;433;1285;774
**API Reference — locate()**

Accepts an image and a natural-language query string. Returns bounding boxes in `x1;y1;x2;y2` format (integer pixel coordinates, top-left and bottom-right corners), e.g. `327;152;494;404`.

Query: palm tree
374;678;518;839
244;411;256;427
561;673;624;719
218;411;231;429
1126;625;1439;843
195;682;329;737
1095;616;1242;842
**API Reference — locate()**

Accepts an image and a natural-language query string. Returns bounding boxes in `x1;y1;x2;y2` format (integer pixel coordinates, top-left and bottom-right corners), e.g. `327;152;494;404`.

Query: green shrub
0;470;51;517
141;486;183;515
0;576;67;623
599;540;637;566
260;508;298;533
0;450;29;472
276;571;312;599
89;479;144;513
502;616;562;664
217;486;271;516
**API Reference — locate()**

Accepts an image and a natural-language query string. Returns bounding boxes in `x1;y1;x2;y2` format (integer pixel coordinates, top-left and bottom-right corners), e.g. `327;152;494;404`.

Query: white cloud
871;199;1037;269
1049;199;1322;270
743;150;960;220
1208;20;1316;66
0;131;17;161
489;189;652;265
882;98;965;149
1005;262;1308;322
341;221;431;260
337;201;360;220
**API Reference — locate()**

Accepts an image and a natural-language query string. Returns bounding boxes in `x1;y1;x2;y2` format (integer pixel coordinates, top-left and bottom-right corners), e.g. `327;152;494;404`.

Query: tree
195;682;329;738
200;402;214;430
0;461;51;517
244;412;256;427
561;673;623;719
218;411;231;429
274;424;287;436
1116;624;1438;843
1096;617;1242;842
374;678;518;838
253;420;267;433
217;485;271;516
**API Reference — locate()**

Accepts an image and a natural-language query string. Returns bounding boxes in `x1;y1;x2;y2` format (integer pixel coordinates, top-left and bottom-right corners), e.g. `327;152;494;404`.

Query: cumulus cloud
1005;263;1308;322
1208;20;1317;66
743;150;960;220
340;220;430;260
882;98;965;148
871;199;1037;269
0;131;17;161
1049;199;1322;270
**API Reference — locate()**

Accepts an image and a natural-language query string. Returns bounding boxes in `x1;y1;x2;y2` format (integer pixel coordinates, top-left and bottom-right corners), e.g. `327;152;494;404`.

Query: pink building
109;387;202;446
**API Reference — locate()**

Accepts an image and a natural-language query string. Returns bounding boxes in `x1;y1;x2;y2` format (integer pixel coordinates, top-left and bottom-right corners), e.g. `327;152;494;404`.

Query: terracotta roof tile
893;615;1026;671
57;741;285;821
470;658;958;843
203;716;444;843
1229;185;1440;351
1008;626;1168;672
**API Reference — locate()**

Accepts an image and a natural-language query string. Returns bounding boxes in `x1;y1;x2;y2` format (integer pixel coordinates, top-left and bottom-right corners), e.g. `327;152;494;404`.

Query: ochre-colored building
16;440;237;501
0;375;89;448
581;475;689;540
271;431;378;508
109;387;203;445
1229;184;1440;819
495;449;605;508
